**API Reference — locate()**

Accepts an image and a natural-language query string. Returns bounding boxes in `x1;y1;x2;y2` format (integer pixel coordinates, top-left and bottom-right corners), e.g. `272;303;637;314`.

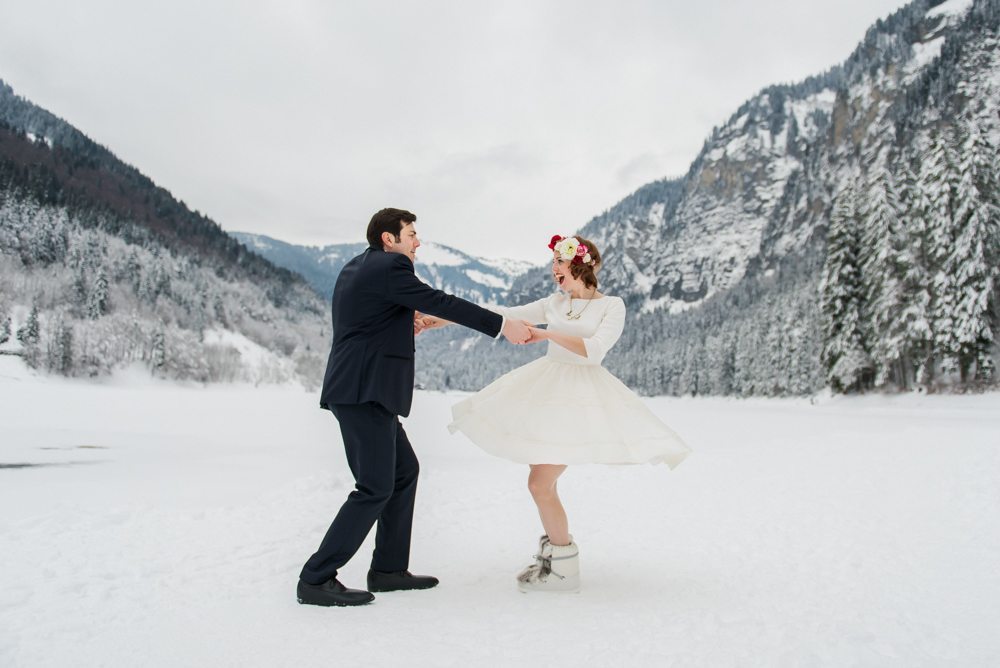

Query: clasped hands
414;312;544;345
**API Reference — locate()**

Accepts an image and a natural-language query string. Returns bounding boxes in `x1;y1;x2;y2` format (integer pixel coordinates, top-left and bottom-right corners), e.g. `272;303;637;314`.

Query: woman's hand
526;326;549;343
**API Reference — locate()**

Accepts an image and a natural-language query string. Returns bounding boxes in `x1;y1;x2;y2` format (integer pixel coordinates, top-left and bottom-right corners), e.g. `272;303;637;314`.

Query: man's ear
381;231;394;249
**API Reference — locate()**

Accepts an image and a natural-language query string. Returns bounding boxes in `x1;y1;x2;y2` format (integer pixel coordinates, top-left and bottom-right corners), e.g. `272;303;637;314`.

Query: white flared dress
448;293;690;468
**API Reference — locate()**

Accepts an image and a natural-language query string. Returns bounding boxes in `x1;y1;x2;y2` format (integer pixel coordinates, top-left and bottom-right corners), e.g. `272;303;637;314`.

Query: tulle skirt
448;357;690;468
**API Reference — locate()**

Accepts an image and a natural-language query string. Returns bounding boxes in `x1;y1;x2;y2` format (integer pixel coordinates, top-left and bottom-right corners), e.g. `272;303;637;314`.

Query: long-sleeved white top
491;292;626;366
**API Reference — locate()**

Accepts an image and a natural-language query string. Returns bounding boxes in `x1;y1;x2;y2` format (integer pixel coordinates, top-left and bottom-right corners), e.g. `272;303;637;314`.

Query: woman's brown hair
567;236;601;290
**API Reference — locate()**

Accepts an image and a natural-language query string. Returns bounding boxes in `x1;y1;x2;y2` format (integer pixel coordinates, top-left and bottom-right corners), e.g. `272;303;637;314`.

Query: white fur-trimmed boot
516;538;580;593
515;535;550;583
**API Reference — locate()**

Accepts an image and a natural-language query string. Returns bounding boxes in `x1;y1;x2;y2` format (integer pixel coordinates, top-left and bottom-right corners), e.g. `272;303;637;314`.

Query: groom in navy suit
298;208;531;606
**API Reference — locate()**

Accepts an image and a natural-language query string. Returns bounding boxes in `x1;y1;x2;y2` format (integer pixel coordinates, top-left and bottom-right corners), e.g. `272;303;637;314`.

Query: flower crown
548;235;594;265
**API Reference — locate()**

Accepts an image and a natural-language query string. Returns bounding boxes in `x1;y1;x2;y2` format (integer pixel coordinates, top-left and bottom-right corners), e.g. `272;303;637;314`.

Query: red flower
547;234;563;250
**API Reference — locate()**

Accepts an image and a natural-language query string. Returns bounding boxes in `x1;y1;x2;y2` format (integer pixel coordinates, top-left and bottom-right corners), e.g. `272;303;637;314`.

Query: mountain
230;232;535;304
513;0;997;311
3;0;997;396
0;80;328;385
422;0;1000;396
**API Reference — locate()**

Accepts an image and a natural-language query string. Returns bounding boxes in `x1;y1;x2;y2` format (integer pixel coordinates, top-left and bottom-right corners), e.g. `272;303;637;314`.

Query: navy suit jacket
319;247;503;417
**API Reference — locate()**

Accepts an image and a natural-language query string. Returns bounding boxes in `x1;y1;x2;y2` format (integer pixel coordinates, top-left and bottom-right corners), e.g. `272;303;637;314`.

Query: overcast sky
1;0;910;261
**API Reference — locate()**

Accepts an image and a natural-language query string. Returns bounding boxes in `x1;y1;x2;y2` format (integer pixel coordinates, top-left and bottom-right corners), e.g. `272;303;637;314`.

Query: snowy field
2;356;999;667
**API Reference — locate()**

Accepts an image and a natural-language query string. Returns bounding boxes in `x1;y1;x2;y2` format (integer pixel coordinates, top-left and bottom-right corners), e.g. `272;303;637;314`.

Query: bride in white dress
420;234;689;592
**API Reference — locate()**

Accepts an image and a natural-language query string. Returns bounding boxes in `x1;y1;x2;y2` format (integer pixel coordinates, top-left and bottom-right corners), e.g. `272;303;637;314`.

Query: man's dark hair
367;208;417;248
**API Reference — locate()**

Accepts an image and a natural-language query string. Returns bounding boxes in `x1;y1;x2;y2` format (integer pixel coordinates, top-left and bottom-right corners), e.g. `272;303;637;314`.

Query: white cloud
0;0;909;261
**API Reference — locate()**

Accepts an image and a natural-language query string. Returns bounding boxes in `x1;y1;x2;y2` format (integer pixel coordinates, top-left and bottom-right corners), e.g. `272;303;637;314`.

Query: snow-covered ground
2;356;999;667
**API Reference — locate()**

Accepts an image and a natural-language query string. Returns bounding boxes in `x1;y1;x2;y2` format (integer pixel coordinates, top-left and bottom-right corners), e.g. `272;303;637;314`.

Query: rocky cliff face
439;0;999;396
511;0;997;317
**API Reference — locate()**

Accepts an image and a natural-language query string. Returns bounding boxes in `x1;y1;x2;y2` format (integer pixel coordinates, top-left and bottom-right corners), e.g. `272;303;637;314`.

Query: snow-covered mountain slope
512;0;996;317
232;232;534;304
4;0;996;396
0;83;327;386
475;0;998;398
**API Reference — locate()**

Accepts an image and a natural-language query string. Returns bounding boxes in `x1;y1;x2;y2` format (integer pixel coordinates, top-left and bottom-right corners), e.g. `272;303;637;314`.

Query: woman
422;234;689;592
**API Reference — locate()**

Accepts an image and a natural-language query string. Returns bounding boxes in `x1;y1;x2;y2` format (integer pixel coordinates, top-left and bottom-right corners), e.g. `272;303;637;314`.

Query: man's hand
414;312;428;336
415;313;450;332
502;319;533;345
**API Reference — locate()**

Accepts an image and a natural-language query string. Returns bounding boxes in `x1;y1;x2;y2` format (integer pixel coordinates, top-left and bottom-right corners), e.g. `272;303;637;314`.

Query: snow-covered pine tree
820;188;871;392
763;299;787;394
150;326;166;373
860;162;905;386
0;310;10;345
87;268;109;319
732;321;757;396
49;318;74;375
925;129;962;380
897;156;934;386
71;268;88;316
974;130;1000;382
798;294;825;393
702;332;733;395
123;250;142;294
952;120;999;382
213;294;227;327
785;293;820;396
16;304;40;346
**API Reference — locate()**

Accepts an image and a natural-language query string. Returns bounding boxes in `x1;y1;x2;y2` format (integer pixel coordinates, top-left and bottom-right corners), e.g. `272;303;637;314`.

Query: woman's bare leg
527;464;570;545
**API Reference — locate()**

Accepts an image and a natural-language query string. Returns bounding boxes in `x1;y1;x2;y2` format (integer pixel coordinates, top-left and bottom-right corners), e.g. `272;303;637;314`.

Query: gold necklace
565;289;597;320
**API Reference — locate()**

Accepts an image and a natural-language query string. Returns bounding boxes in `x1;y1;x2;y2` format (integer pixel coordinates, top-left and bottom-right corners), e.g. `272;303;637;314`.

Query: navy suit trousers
300;402;419;585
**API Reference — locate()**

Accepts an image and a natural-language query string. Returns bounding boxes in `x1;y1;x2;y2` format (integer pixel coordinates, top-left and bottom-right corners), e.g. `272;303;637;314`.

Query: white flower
554;237;579;261
582;253;592;264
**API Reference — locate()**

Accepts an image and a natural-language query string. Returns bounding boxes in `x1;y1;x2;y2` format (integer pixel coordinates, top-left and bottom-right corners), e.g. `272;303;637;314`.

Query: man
298;207;531;606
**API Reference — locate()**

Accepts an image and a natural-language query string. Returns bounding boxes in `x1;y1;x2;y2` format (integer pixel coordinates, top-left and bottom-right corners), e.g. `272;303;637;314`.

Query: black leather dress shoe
297;578;374;607
367;569;439;592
